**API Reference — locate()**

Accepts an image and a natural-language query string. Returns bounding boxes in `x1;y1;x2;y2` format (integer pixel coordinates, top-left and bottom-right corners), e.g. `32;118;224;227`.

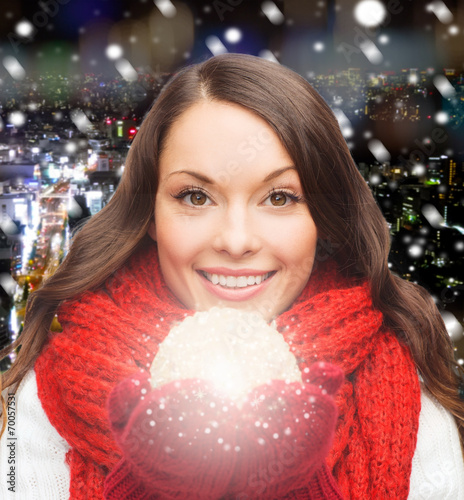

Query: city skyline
0;1;463;362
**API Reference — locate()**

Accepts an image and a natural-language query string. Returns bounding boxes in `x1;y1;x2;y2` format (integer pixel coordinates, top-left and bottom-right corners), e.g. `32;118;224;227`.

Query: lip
199;267;272;277
197;269;276;302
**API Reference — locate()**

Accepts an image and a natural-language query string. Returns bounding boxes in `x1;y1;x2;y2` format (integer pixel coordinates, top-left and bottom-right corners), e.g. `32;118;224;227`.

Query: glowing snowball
313;42;325;52
224;27;242;44
15;20;34;38
106;44;123;60
354;0;387;28
448;25;459;35
150;308;302;402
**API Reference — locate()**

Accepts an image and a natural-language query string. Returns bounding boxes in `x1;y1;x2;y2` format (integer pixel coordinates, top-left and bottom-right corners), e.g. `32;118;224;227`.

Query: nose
212;204;261;258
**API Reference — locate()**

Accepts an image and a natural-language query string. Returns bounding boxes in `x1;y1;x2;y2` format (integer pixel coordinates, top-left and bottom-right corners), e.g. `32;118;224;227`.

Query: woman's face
149;100;317;321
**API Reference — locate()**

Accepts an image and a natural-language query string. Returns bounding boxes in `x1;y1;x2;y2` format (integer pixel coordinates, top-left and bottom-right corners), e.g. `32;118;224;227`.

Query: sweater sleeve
408;384;464;500
0;370;71;499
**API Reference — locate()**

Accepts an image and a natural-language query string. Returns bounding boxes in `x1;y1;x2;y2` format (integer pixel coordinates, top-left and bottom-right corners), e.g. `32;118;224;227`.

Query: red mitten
227;362;344;499
104;372;240;500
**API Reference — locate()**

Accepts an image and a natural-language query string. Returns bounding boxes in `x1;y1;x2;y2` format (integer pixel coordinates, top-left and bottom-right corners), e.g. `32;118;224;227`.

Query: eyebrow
166;165;297;184
262;165;297;182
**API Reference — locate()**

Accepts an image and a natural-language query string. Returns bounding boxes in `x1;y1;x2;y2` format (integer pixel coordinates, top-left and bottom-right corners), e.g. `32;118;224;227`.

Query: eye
269;192;287;206
172;188;213;207
264;189;303;207
188;191;208;206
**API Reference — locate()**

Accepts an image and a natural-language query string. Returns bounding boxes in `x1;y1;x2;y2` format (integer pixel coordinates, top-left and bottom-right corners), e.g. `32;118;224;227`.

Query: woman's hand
228;361;343;499
104;362;343;500
105;372;240;499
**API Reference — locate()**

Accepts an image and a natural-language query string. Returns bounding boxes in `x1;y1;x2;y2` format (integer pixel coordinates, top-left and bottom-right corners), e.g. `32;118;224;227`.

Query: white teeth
236;276;248;288
203;272;271;288
226;276;237;287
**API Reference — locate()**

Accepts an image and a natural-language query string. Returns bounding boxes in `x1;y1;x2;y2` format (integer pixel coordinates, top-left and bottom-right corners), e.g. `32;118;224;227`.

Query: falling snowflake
224;27;242;44
194;388;206;401
205;35;227;56
251;395;263;409
261;1;285;25
354;0;387;27
106;44;123;60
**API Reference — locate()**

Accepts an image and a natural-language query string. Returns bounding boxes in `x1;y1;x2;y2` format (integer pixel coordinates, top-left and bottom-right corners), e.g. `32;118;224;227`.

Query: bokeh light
15;20;35;38
224;28;242;44
106;44;124;60
354;0;387;28
8;111;27;127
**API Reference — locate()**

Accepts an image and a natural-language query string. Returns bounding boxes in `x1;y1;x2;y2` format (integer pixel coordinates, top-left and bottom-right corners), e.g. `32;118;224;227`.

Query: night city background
0;0;463;370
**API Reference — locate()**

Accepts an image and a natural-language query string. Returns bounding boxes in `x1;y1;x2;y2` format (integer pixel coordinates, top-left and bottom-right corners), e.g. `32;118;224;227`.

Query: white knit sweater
1;370;463;499
0;370;70;499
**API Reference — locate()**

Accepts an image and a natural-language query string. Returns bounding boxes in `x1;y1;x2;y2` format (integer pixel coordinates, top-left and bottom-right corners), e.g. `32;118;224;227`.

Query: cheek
274;218;318;289
154;212;209;266
273;218;317;263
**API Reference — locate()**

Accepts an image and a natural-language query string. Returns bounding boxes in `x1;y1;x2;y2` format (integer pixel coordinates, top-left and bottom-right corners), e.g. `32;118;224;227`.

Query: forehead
159;100;294;180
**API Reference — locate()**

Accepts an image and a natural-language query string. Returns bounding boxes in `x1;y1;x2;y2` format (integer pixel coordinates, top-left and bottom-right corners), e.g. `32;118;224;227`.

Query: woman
1;53;463;499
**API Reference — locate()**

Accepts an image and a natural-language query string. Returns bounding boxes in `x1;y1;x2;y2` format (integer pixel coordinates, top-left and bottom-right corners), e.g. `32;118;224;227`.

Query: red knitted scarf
35;240;421;499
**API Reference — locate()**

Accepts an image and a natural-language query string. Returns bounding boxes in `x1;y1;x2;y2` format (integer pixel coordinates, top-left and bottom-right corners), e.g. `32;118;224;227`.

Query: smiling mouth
200;271;274;289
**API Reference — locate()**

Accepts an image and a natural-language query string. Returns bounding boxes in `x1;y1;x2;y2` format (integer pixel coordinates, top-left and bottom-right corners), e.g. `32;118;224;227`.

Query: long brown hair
1;53;463;447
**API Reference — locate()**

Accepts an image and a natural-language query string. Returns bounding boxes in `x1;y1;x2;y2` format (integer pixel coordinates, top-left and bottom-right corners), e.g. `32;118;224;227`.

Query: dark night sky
0;0;463;77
